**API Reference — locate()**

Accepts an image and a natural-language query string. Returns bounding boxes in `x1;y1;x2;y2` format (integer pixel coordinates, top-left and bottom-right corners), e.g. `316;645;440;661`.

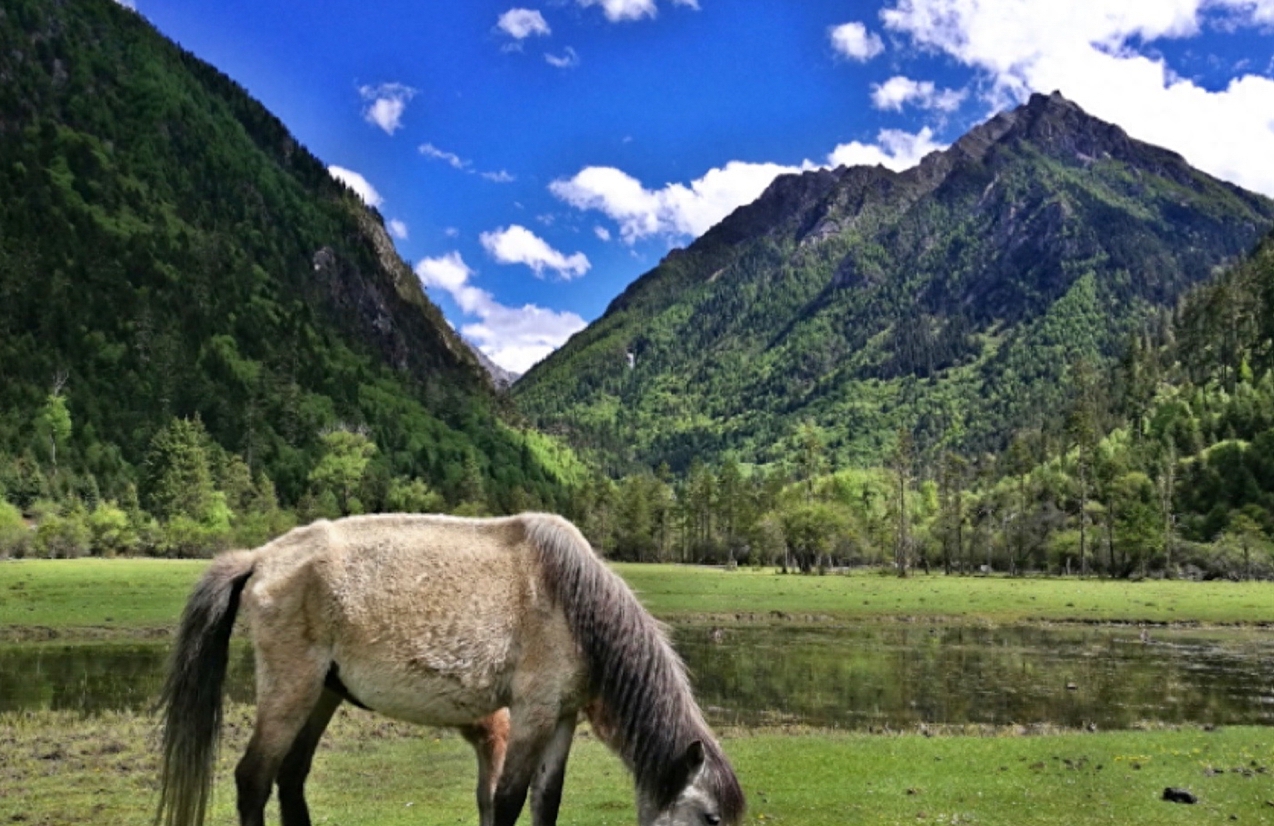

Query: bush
87;500;136;557
0;499;33;559
35;504;92;559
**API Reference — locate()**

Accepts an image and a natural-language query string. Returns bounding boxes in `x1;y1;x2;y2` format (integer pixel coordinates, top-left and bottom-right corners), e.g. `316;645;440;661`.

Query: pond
675;623;1274;729
3;623;1273;730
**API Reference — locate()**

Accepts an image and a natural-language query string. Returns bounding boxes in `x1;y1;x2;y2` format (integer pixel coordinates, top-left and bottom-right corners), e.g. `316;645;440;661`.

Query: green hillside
515;92;1274;475
0;0;580;552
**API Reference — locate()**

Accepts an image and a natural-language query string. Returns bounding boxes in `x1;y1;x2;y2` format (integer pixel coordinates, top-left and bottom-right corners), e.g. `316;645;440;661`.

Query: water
675;624;1274;729
2;624;1273;730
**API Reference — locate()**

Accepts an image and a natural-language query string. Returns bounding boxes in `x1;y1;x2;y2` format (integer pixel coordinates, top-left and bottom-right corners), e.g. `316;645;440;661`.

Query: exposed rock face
515;92;1274;470
464;340;521;390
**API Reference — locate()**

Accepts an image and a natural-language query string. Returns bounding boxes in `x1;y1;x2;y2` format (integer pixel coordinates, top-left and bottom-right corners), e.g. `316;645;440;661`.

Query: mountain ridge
515;92;1274;473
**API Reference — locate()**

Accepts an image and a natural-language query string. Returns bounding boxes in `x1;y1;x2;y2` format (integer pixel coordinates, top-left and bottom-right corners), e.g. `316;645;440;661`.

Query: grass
2;559;1274;640
2;705;1273;825
0;558;206;639
3;560;1274;824
616;564;1274;626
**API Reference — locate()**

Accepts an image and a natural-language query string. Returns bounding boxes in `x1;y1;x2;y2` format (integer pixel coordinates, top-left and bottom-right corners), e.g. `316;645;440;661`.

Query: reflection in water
0;642;255;715
676;624;1274;729
2;625;1273;730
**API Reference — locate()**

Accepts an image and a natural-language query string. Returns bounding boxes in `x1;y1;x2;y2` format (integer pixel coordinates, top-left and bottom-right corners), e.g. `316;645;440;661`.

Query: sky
126;0;1274;374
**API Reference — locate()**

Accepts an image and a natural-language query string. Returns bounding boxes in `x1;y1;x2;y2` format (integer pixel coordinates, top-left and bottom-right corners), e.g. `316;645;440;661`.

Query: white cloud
388;219;409;240
420;142;469;169
576;0;696;22
551;127;948;243
594;225;612;242
420;144;516;182
551;160;819;242
497;8;551;39
871;76;967;112
829;21;886;61
327;166;383;207
415;252;587;373
828;127;945;170
359;83;416;135
479;225;591;280
880;0;1274;196
546;47;581;69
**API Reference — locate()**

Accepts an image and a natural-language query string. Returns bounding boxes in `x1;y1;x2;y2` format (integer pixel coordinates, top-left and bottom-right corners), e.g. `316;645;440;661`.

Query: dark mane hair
523;513;745;823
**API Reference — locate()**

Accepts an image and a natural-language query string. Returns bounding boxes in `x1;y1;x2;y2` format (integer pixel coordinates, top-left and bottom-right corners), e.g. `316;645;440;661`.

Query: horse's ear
659;740;707;808
683;740;706;773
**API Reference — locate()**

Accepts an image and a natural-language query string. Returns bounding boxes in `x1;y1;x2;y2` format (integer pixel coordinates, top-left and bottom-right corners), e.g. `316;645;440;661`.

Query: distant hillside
0;0;575;513
515;92;1274;473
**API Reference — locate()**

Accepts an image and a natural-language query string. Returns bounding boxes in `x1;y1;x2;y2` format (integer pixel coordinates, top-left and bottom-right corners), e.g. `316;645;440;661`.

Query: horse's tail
156;550;256;826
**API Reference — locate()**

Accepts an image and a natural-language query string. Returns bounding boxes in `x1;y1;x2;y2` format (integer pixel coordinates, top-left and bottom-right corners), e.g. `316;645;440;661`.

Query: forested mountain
515;92;1274;474
0;0;579;554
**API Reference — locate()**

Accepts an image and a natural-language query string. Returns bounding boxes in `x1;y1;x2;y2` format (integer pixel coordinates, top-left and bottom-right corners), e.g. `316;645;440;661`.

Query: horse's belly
337;654;505;726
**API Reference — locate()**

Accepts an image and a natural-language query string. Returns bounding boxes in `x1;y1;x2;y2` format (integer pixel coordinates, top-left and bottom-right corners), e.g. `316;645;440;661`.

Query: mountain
0;0;575;511
465;340;521;390
514;92;1274;473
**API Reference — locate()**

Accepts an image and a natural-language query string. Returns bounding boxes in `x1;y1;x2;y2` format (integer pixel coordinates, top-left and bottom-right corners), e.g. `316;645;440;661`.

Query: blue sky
129;0;1274;373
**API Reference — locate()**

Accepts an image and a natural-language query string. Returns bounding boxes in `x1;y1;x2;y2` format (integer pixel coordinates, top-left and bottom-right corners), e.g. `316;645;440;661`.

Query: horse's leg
491;706;558;826
276;688;343;826
529;715;576;826
235;654;328;826
460;710;510;826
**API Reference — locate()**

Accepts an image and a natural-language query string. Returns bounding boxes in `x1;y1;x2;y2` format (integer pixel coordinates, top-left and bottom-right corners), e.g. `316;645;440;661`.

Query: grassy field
3;558;1272;640
2;705;1272;826
3;560;1274;824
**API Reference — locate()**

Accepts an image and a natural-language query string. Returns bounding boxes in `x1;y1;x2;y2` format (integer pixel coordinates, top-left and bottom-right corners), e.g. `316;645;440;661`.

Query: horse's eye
703;815;721;826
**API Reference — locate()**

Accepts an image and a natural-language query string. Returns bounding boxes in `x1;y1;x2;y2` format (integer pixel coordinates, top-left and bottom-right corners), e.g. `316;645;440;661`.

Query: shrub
0;499;33;559
35;505;92;559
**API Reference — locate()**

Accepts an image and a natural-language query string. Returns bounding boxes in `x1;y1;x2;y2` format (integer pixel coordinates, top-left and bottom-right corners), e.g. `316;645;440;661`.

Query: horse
156;512;745;826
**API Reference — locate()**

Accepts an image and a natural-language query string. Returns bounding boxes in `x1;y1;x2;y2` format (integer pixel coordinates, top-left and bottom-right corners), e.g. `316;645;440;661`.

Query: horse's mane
522;513;744;821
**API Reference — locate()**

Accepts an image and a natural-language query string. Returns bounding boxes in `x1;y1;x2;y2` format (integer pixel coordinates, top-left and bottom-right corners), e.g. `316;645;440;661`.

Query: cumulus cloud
551;160;822;242
576;0;697;22
497;8;551;39
415;252;587;373
828;127;945;170
871;76;967;112
551;126;948;243
880;0;1274;196
359;83;416;135
545;47;581;69
594;225;612;242
479;225;591;279
327;166;383;207
829;21;885;61
387;219;409;240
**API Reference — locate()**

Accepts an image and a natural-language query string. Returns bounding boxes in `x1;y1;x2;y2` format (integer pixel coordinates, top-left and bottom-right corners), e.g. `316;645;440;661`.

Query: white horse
157;512;745;826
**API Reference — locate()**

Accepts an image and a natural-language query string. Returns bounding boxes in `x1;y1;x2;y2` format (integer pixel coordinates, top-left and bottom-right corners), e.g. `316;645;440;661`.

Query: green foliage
141;417;216;523
307;428;376;516
0;498;32;559
0;0;582;552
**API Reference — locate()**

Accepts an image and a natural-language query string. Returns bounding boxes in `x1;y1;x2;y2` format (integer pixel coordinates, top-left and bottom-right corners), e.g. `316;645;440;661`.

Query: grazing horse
157;512;745;826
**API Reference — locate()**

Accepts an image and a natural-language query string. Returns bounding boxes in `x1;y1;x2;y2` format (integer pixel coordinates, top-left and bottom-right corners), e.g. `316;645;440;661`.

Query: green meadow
2;558;1273;640
3;559;1274;825
2;704;1272;826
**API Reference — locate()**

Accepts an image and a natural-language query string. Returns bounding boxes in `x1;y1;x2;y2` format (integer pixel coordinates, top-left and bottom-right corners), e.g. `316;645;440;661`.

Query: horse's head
638;740;745;826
